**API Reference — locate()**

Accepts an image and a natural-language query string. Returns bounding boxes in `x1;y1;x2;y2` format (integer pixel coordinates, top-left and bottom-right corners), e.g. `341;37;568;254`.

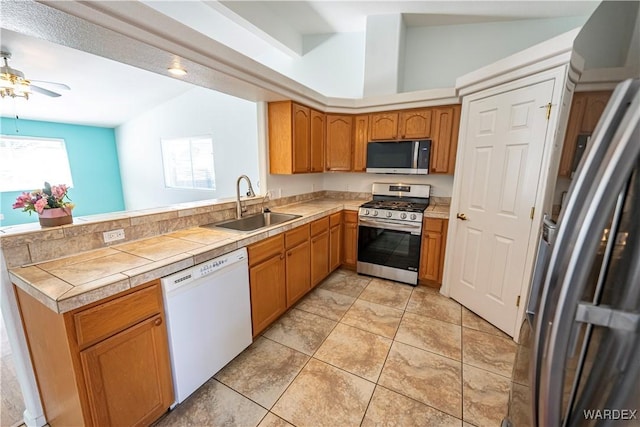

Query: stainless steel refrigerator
504;78;640;426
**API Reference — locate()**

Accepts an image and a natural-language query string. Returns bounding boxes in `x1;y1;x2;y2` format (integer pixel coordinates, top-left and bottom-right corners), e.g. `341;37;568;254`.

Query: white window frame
0;135;74;192
160;135;216;191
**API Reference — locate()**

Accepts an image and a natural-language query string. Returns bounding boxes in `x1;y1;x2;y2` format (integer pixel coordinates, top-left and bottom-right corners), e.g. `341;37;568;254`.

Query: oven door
357;218;422;285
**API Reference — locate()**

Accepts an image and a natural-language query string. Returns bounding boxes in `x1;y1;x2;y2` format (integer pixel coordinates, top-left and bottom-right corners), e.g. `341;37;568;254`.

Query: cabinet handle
287;251;292;257
154;318;162;326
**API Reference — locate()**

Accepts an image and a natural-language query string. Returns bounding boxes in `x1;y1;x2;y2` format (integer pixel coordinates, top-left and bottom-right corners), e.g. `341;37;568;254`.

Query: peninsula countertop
8;198;450;314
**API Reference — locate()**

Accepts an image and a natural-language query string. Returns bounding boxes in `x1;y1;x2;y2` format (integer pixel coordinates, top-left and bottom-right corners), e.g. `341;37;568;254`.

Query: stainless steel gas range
357;183;430;285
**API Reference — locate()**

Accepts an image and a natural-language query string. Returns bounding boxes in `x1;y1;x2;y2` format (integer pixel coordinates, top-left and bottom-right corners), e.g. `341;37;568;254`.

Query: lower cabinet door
329;224;342;272
311;231;330;286
342;220;358;268
80;314;173;427
419;231;442;283
286;240;311;306
250;254;286;336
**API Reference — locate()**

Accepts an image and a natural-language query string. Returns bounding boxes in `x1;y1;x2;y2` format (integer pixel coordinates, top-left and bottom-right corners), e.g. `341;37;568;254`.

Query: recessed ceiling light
168;67;187;76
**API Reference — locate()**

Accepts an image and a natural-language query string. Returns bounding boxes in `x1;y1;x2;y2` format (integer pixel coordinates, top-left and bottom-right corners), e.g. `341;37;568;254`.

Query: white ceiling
0;0;600;128
0;29;194;128
227;1;600;34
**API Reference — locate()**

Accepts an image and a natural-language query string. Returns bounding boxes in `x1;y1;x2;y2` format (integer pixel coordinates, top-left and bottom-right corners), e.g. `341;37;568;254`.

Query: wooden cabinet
268;101;324;174
430;105;461;174
352;115;369;172
399;109;432;139
559;91;611;177
285;225;311;306
310;217;330;286
329;212;342;272
310;109;325;172
419;218;448;287
342;210;358;269
269;101;462;174
15;281;173;427
81;314;173;427
370;108;432;141
248;235;286;336
325;114;353;171
369;112;399;140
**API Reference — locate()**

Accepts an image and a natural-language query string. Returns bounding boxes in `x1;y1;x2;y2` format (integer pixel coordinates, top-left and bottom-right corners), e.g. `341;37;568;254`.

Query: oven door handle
359;218;422;235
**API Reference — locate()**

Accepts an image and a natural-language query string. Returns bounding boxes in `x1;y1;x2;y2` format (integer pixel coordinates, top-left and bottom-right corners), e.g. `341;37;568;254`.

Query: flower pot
38;208;73;227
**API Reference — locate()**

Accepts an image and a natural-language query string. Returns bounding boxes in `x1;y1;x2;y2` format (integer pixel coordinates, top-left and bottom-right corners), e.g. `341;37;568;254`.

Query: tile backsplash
0;191;335;268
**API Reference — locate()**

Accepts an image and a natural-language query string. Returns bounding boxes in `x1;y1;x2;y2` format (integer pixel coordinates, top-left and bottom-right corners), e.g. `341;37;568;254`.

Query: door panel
80;315;173;427
449;79;555;335
293;104;310;173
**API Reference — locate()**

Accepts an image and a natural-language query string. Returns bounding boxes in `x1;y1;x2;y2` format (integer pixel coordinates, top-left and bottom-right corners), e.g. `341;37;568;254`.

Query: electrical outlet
103;229;125;243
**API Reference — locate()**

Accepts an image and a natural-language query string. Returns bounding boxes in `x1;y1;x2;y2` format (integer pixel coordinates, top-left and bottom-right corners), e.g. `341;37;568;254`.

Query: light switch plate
103;229;125;243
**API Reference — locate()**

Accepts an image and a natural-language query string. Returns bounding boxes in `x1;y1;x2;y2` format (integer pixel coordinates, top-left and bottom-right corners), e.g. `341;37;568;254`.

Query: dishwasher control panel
161;248;248;294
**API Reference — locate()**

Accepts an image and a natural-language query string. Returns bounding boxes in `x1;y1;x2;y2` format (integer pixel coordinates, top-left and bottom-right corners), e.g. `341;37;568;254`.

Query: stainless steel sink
204;212;302;232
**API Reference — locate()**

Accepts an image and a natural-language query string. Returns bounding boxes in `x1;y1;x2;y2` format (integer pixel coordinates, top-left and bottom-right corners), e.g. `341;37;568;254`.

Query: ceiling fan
0;51;70;99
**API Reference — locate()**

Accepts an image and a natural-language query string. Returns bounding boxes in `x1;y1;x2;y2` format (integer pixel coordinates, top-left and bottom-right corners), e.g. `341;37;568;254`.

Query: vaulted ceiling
0;1;599;127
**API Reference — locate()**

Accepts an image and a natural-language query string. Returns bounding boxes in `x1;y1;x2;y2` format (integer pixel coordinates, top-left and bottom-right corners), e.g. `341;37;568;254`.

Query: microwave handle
412;141;419;169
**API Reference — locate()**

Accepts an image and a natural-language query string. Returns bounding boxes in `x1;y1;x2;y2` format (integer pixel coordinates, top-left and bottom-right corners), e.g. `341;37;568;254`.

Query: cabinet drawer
343;210;358;224
73;284;162;348
310;217;330;237
424;218;443;233
329;212;342;227
285;224;309;249
248;234;284;266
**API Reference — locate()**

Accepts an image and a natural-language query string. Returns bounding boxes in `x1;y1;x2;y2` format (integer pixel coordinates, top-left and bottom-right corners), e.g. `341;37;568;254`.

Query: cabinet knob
154;318;163;326
456;213;468;221
280;254;285;260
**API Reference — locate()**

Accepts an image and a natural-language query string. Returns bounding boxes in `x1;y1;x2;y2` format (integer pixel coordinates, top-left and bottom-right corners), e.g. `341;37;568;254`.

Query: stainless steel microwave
366;140;431;175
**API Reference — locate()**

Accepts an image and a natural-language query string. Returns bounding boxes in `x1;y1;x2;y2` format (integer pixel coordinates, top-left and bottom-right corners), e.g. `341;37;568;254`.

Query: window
161;136;216;190
0;136;74;192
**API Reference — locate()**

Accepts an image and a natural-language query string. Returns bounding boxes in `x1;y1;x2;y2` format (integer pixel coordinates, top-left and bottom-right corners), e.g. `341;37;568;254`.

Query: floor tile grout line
240;271;512;426
374;383;466;424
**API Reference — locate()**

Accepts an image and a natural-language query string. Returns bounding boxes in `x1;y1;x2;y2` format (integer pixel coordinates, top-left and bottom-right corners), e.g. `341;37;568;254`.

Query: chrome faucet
236;175;256;218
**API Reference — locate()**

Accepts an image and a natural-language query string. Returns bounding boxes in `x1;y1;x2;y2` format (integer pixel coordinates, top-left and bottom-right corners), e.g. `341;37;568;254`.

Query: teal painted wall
1;118;124;226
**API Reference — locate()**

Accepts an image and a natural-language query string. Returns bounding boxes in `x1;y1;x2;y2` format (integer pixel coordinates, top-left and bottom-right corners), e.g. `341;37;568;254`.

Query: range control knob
364;209;370;216
400;213;407;219
410;213;417;220
372;211;379;216
386;212;393;218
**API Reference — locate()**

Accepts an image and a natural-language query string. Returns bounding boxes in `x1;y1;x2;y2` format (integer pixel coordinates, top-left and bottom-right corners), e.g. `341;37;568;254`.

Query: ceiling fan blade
29;80;71;91
30;85;62;97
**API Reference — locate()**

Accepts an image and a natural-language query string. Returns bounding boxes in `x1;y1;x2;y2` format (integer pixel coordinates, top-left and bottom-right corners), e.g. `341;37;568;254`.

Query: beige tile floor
1;313;25;427
155;268;518;427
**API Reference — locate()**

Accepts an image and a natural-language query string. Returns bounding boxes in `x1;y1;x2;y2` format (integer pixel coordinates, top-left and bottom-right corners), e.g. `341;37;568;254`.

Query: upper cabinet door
558;91;612;178
292;103;311;173
581;92;611;133
310;110;325;173
399;109;432;139
369;112;399;140
430;105;461;174
326;115;353;171
352;115;369;172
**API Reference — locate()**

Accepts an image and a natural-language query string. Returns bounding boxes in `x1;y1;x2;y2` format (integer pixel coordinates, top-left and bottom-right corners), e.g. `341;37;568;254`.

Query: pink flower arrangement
12;182;74;215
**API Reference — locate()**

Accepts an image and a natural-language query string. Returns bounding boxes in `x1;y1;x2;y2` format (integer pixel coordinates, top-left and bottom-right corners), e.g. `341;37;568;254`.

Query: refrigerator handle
534;79;640;426
526;216;557;327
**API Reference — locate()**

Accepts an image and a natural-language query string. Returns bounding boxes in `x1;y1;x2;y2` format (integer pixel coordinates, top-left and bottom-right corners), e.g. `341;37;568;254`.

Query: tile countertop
8;198;450;314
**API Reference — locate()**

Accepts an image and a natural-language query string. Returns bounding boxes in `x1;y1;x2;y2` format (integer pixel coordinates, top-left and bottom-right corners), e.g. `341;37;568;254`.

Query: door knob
457;213;468;221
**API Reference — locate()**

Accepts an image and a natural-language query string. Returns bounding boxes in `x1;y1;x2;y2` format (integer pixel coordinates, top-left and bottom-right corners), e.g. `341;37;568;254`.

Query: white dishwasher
161;247;252;404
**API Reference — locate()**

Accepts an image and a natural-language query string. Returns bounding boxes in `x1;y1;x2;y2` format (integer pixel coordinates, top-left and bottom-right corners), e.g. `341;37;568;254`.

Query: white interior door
449;79;554;336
